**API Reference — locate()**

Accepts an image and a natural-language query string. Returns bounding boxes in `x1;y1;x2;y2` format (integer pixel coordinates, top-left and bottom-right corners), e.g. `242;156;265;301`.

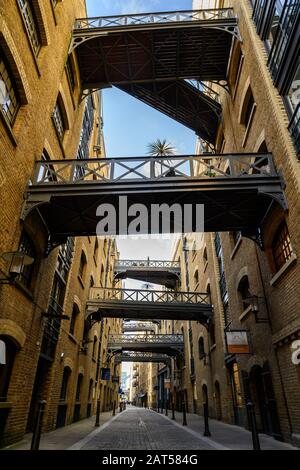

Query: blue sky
86;0;195;157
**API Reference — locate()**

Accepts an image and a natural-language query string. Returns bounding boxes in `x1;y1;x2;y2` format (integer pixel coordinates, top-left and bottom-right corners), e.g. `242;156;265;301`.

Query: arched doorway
214;381;222;421
247;363;281;439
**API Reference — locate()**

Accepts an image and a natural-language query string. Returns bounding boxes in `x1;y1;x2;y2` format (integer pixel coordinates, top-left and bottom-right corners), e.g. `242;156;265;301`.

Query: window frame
0;48;20;126
272;222;293;272
17;0;42;57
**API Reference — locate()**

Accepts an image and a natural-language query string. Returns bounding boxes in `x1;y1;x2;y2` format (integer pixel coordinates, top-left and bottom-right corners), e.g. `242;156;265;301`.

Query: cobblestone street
67;407;296;451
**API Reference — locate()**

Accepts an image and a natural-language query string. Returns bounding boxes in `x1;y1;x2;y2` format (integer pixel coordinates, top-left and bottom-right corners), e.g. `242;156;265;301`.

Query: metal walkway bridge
69;8;241;144
114;259;180;288
122;322;157;333
108;334;184;356
114;351;171;366
22;153;287;251
86;286;212;324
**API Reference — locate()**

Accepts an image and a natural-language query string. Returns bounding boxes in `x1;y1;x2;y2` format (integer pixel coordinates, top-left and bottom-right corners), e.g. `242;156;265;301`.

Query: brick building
0;0;120;447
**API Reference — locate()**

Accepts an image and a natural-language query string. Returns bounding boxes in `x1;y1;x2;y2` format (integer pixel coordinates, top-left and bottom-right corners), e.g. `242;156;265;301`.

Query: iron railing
114;351;171;364
33;153;276;186
123;322;157;332
108;334;184;345
74;9;235;30
89;287;210;305
115;260;180;269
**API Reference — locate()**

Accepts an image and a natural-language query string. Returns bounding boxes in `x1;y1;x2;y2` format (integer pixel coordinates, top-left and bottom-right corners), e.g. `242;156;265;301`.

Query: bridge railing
108;334;184;345
115;260;180;269
89;287;210;305
32;153;276;186
74;9;235;30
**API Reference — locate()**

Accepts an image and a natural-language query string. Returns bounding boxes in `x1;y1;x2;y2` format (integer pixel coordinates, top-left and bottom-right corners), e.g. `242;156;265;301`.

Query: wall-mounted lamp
243;294;269;324
0;251;34;285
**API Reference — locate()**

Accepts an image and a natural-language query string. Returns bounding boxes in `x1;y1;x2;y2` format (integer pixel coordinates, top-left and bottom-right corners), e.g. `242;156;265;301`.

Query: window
88;379;93;401
94;238;99;261
238;276;252;311
92;336;97;359
76;374;83;401
194;270;199;288
90;276;95;288
232;231;242;247
52;100;65;141
66;57;76;92
78;251;87;280
69;304;79;336
286;63;300;157
203;247;208;264
18;0;41;55
199;337;206;360
272;222;293;271
51;0;58;8
60;367;71;401
244;92;255;128
0;336;17;401
18;231;36;288
0;49;20;125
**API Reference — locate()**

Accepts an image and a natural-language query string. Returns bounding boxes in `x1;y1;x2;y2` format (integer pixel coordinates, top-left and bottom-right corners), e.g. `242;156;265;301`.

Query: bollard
203;402;211;437
165;399;168;417
113;401;116;416
246;402;261;450
31;400;47;450
95;399;101;427
119;402;122;413
182;402;187;426
172;401;176;420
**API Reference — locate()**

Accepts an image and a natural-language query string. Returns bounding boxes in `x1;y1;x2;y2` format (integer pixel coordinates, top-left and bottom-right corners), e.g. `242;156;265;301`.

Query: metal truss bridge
122;322;157;333
114;351;171;366
108;334;184;356
69;8;241;144
22;153;287;251
114;259;180;288
86;286;212;324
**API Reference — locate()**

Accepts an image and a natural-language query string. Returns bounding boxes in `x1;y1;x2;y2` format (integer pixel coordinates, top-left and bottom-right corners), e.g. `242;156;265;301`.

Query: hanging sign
164;379;171;389
101;367;111;380
226;331;250;354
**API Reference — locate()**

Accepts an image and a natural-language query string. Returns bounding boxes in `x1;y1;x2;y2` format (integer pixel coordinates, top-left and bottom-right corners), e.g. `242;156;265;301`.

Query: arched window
203;247;208;264
0;336;17;401
240;85;256;129
194;270;199;288
199;337;206;360
237;275;251;311
18;230;36;289
69;304;79;336
92;336;97;359
60;367;71;401
88;379;93;402
272;222;293;272
0;47;20;125
75;373;83;401
78;251;87;281
93;238;99;261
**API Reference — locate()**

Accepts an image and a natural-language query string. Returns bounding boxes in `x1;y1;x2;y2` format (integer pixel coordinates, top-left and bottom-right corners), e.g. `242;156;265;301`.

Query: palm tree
147;139;176;176
147;139;176;157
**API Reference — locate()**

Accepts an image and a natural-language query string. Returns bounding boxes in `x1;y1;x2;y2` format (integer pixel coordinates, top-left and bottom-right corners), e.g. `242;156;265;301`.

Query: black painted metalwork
22;153;287;245
70;8;240;143
114;259;180;288
114;351;171;365
122;322;157;333
86;286;212;324
108;333;184;356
